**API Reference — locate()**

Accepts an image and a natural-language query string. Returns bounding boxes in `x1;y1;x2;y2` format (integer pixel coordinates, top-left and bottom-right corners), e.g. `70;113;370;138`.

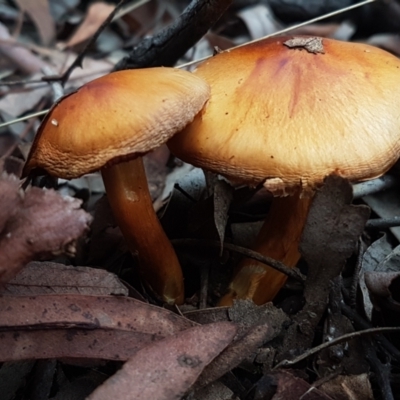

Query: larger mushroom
23;67;210;305
168;36;400;305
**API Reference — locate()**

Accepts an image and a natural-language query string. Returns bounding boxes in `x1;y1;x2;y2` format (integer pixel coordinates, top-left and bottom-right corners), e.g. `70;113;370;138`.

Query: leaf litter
1;0;400;399
87;322;237;400
0;174;92;284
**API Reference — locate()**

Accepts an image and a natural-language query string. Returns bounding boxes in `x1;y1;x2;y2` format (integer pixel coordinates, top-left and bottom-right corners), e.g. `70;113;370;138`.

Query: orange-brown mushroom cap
23;67;210;179
168;36;400;195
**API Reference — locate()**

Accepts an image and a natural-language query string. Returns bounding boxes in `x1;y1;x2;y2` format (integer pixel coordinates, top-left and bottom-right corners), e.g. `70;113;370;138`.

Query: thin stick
274;326;400;369
0;110;48;128
172;238;306;283
366;217;400;229
44;0;129;86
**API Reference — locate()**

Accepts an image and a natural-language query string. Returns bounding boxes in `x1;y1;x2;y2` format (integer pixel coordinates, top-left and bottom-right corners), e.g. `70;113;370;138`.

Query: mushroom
23;67;210;305
168;36;400;305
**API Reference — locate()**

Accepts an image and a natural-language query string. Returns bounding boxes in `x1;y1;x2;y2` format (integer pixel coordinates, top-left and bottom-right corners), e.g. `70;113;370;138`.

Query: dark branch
115;0;232;71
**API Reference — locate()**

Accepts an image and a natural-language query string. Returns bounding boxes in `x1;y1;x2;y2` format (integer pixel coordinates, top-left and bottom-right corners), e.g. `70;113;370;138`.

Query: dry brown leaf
0;294;199;363
0;75;50;117
280;176;370;355
0;329;173;362
87;322;237;400
195;301;288;389
14;0;55;45
368;34;400;57
0;175;92;284
190;381;235;400
319;374;374;400
65;2;114;49
0;294;195;332
213;179;234;255
0;22;48;74
269;371;334;400
1;261;128;296
365;271;400;300
0;174;20;227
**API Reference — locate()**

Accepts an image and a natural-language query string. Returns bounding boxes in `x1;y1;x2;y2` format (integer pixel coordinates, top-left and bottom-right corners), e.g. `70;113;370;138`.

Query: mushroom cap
168;36;400;195
23;68;210;179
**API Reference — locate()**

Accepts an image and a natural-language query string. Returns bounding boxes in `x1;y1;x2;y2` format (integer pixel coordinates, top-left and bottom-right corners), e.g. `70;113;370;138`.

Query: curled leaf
0;175;92;284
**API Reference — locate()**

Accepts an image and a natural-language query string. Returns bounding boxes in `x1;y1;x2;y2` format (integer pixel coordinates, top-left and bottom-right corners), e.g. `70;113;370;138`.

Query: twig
0;79;46;87
115;0;233;70
274;326;400;369
0;110;48;128
171;238;306;283
353;175;399;198
44;0;129;86
340;302;400;362
366;217;400;229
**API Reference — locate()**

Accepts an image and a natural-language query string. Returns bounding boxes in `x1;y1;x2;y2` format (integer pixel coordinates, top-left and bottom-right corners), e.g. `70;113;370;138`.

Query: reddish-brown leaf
65;2;115;49
0;294;195;333
1;261;128;296
87;322;237;400
0;177;92;284
14;0;55;45
270;371;334;400
0;329;165;362
0;294;197;362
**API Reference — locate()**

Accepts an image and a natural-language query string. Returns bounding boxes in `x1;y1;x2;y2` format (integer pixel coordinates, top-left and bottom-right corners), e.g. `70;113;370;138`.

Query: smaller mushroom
23;68;210;305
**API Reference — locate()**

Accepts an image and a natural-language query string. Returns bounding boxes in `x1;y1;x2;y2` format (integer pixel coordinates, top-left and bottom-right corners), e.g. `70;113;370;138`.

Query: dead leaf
188;381;235;400
0;22;48;74
184;306;230;325
196;323;278;390
65;2;115;49
237;4;282;39
363;185;400;241
0;328;177;362
228;299;287;329
1;261;128;296
0;294;198;362
14;0;55;45
0;79;50;117
87;322;237;400
320;374;374;400
195;301;288;389
0;361;35;400
317;278;369;376
299;175;369;322
214;179;234;255
0;294;195;332
365;271;400;314
280;175;369;355
0;174;20;227
0;175;92;284
368;33;400;56
269;371;334;400
360;234;393;320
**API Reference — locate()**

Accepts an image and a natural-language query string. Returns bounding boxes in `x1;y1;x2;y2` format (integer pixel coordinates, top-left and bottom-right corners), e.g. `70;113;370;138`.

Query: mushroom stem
219;193;312;306
101;157;184;305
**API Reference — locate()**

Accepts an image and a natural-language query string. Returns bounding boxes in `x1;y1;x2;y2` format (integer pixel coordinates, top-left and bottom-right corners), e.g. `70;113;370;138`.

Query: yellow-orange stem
219;193;312;306
102;157;184;304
